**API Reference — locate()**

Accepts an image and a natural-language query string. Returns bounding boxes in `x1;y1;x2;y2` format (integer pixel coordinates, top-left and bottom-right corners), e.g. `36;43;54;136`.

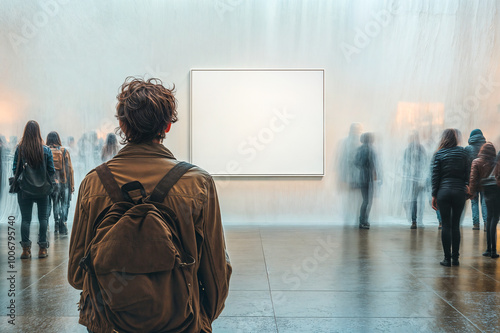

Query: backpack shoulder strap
95;163;123;203
149;161;194;203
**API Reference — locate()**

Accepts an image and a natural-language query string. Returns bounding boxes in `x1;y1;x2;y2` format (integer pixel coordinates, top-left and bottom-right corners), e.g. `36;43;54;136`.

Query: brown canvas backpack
50;146;67;184
79;162;196;332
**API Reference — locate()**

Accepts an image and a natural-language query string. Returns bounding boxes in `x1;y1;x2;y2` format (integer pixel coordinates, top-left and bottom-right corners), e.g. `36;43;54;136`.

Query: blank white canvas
190;69;324;176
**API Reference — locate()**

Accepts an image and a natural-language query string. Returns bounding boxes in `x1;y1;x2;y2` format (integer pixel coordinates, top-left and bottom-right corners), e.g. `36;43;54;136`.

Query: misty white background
1;0;500;224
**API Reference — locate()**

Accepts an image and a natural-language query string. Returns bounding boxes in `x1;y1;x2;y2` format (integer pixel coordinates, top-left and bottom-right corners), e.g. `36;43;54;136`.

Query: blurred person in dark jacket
355;132;379;229
468;143;500;258
402;132;427;229
432;129;470;267
337;123;362;222
465;129;487;230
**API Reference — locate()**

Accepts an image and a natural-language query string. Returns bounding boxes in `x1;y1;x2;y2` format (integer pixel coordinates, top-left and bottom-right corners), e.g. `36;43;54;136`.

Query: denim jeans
359;184;373;225
17;193;50;248
406;185;423;223
471;191;487;224
49;183;70;228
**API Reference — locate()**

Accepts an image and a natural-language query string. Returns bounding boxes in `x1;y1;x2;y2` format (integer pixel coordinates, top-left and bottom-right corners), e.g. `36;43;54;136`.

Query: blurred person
354;132;379;229
424;133;443;229
46;131;75;235
8;136;17;151
402;132;427;229
12;121;55;259
68;77;231;332
338;123;363;188
0;135;5;198
78;131;101;174
468;143;500;258
465;129;487;230
432;129;469;267
337;123;363;222
67;136;77;154
101;133;120;162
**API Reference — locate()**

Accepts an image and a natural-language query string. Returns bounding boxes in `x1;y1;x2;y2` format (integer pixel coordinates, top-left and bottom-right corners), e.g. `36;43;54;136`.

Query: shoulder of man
79;161;213;201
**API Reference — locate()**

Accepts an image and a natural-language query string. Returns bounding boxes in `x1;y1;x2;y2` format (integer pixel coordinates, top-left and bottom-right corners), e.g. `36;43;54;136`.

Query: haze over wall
1;0;500;224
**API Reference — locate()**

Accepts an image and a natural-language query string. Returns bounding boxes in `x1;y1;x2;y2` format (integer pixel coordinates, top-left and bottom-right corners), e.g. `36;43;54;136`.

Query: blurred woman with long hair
46;131;74;235
431;129;469;267
469;143;500;258
13;120;55;259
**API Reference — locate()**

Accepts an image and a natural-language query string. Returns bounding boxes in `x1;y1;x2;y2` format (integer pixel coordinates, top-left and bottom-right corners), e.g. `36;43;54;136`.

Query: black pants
483;186;500;253
359;184;373;225
17;193;50;248
49;183;70;228
437;188;466;259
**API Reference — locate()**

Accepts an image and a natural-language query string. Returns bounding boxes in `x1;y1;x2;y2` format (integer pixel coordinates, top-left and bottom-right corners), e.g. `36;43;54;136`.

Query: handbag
18;152;54;198
481;164;498;187
8;152;22;193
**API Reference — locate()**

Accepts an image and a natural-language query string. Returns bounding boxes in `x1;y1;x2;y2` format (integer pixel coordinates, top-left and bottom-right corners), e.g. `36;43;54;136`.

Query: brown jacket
68;142;231;333
468;157;497;195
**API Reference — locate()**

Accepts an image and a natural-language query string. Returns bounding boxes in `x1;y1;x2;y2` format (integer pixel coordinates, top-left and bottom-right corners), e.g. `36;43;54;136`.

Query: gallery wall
1;0;500;224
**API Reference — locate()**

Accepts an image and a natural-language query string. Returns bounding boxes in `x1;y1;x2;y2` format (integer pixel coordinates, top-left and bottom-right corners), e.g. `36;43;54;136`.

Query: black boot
54;221;59;234
60;222;68;235
440;258;451;267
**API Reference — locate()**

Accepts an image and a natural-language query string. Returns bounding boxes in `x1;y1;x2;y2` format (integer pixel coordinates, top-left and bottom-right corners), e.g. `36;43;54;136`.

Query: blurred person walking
101;133;120;162
355;132;379;229
337;123;363;222
11;121;55;259
46;131;75;235
468;143;500;258
465;129;487;230
432;129;469;267
402;132;427;229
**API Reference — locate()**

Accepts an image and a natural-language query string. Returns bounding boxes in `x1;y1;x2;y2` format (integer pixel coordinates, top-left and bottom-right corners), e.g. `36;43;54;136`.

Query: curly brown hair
115;77;178;144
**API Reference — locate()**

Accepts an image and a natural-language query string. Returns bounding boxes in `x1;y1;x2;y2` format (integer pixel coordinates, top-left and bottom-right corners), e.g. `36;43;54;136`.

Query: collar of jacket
113;142;177;160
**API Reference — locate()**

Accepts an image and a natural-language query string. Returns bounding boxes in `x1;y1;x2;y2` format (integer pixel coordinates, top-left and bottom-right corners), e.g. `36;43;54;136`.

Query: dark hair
101;133;119;161
18;120;44;167
437;129;458;151
46;131;62;147
478;142;496;164
115;77;178;144
360;132;374;144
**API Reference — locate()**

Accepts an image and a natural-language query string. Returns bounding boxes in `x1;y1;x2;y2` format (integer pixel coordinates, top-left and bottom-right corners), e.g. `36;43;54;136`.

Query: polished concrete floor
0;222;499;332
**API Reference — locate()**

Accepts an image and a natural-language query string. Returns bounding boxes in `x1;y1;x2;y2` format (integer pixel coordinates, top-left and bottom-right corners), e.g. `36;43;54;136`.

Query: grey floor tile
221;291;274;317
275;317;481;333
272;291;462;318
213;316;277;333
